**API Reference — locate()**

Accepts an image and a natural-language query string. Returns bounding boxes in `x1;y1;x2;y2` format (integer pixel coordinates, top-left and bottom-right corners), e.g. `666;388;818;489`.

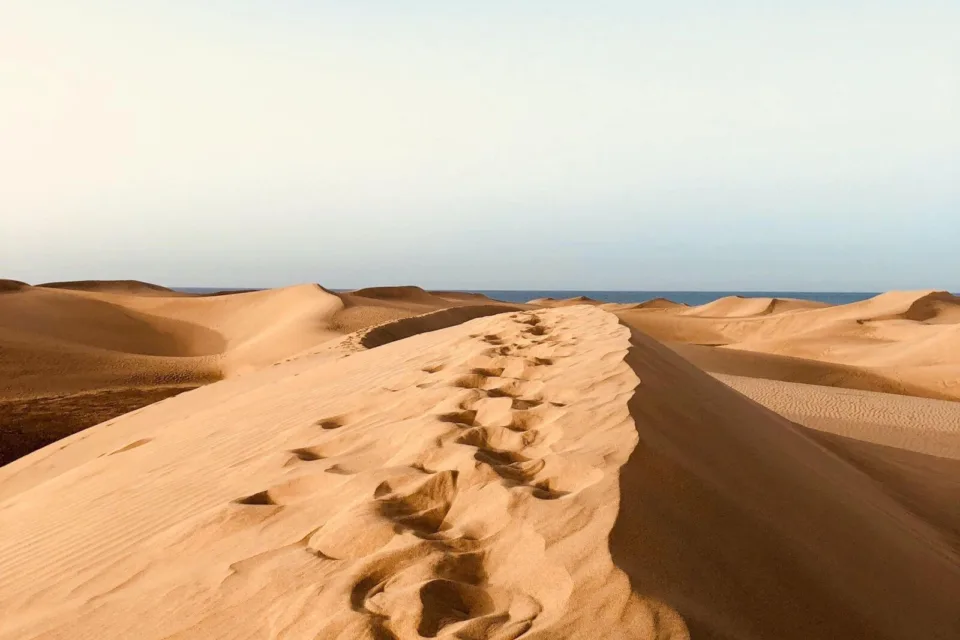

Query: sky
2;1;958;291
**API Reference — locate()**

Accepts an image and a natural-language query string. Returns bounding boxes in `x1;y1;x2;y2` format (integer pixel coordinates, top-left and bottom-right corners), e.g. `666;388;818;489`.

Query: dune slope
615;328;960;639
0;307;956;639
0;282;521;465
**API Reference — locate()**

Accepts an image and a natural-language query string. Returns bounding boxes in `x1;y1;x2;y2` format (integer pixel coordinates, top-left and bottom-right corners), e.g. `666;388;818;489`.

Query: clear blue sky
2;1;957;290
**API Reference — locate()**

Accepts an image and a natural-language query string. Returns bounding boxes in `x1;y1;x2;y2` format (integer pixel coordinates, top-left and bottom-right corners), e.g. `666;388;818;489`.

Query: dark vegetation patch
0;386;197;466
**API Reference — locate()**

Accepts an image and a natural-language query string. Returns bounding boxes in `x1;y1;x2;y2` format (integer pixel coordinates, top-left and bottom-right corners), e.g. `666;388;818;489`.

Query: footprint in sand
523;325;548;337
453;373;491;390
471;366;505;377
375;470;459;536
416;579;497;637
107;438;152;456
437;409;478;427
316;416;348;430
515;314;543;327
441;352;598;502
348;535;544;639
233;490;278;506
308;470;459;560
289;447;325;462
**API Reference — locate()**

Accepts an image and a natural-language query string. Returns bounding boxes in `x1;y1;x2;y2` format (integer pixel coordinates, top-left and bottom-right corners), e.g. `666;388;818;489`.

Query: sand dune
0;279;30;292
0;282;520;464
1;306;957;639
528;295;602;307
38;279;179;295
350;285;448;303
670;343;958;400
530;296;689;311
680;295;830;318
619;289;960;400
832;290;960;323
431;291;497;302
0;286;220;401
5;284;958;466
617;327;960;639
1;286;223;357
623;297;687;310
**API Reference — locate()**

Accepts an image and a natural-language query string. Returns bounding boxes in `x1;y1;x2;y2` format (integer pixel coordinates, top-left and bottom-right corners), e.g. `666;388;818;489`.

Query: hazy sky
2;1;958;290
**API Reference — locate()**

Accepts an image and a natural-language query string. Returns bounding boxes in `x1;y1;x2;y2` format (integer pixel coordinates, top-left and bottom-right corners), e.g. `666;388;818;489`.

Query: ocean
174;288;879;306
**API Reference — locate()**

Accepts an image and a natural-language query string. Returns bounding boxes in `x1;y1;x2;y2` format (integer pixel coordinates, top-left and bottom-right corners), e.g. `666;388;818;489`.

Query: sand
0;281;519;464
2;287;959;638
614;290;960;401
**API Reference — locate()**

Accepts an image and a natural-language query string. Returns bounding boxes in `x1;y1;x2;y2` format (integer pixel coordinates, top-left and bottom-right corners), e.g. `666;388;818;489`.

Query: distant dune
602;297;688;312
528;295;602;307
350;285;441;303
680;295;830;318
1;306;957;639
849;290;960;323
5;283;959;467
619;289;960;401
0;280;30;293
430;290;496;302
531;296;687;311
634;296;687;309
38;279;178;295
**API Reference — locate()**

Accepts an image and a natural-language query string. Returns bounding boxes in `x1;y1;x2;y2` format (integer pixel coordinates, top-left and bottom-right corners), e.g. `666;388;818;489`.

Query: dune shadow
360;305;520;349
